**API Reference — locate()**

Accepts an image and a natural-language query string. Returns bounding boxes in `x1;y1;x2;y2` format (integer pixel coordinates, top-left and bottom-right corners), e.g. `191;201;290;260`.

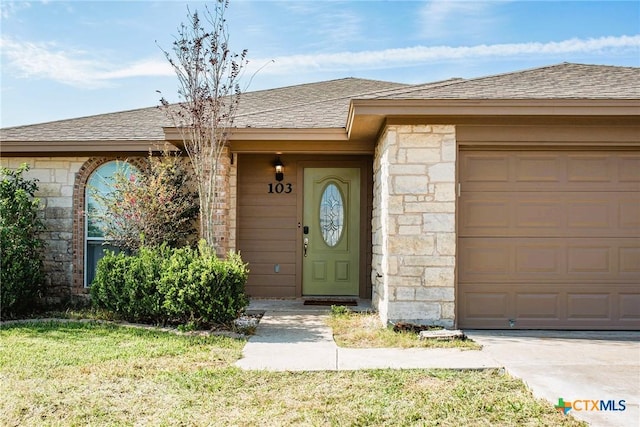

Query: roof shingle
369;63;640;100
1;63;637;144
0;78;406;142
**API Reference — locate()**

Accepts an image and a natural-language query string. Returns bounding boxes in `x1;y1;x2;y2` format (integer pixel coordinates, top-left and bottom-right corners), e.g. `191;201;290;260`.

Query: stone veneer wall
372;125;456;327
1;157;90;303
2;153;234;302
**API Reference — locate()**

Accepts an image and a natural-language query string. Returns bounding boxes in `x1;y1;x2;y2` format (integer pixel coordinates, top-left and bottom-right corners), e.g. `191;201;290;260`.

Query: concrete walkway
237;301;640;427
235;310;498;371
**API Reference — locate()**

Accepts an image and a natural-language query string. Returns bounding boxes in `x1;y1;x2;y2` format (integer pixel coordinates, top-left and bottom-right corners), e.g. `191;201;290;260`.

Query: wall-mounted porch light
274;157;284;182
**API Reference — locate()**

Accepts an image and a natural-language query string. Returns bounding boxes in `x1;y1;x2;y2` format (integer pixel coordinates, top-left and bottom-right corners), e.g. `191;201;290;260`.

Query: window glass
85;161;136;286
319;183;344;247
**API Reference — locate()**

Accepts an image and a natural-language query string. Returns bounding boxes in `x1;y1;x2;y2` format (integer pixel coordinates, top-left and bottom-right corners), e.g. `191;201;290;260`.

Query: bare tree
159;0;247;250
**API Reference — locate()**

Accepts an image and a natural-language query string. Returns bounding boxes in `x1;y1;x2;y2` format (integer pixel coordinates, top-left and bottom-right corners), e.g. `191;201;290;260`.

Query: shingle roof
234;78;407;128
368;63;640;100
1;63;637;144
1;107;169;142
0;78;407;142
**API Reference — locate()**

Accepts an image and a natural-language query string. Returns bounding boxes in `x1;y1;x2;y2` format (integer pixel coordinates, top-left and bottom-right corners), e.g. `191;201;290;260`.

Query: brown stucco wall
236;153;373;298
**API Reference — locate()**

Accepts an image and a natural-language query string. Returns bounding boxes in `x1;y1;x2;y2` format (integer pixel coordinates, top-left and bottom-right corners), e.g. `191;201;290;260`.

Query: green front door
303;168;360;296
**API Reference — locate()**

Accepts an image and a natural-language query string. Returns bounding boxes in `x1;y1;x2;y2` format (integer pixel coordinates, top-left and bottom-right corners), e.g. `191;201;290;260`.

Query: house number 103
268;183;293;194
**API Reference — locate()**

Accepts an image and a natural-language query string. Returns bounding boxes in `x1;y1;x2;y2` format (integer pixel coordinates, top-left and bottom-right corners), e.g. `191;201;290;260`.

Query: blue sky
1;0;638;128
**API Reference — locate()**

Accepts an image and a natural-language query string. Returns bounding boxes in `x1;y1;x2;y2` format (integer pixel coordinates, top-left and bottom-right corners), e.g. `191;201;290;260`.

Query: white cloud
422;0;493;25
0;1;31;20
270;2;364;51
1;34;638;88
99;59;173;80
0;37;110;88
249;35;640;75
418;0;502;40
0;37;171;88
313;10;363;50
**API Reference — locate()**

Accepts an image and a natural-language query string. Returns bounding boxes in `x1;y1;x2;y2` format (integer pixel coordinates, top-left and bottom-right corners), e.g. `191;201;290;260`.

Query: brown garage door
458;150;640;329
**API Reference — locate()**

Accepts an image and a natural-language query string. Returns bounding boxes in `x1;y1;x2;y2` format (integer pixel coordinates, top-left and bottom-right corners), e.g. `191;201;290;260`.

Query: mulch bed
392;322;443;334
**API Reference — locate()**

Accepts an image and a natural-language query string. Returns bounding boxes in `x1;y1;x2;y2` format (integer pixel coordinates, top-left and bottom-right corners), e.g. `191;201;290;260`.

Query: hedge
90;242;248;327
0;164;46;319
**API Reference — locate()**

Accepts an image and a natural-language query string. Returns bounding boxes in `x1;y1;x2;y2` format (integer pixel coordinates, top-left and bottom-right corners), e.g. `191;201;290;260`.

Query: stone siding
3;154;234;303
0;153;237;304
1;157;90;303
372;125;456;327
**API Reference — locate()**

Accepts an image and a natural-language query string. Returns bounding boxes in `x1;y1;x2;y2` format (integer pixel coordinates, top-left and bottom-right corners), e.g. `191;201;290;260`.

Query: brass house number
268;183;293;194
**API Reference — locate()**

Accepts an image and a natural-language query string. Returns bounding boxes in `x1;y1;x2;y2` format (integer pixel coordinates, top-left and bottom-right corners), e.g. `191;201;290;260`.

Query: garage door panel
567;246;611;273
516;245;562;273
462;245;510;275
620;200;640;229
515;293;561;319
620;247;640;273
566;200;610;230
459;192;634;237
461;292;509;319
463;201;510;229
516;202;563;229
515;154;563;183
462;153;510;183
459;284;566;327
461;151;640;192
619;294;640;319
618;155;640;182
459;237;637;282
566;154;612;183
567;293;611;319
458;284;638;328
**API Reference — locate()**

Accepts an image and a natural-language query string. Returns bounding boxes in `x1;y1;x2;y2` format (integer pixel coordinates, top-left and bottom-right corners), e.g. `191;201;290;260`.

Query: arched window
84;161;138;286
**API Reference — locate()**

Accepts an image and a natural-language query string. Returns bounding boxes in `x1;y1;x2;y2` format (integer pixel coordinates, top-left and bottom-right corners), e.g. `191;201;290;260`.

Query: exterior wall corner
372;124;457;327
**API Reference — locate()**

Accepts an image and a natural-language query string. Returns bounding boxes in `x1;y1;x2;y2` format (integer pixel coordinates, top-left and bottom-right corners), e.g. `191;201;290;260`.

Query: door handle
303;237;309;257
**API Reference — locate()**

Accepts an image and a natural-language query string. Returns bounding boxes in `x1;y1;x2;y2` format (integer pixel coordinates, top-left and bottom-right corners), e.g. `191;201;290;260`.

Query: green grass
0;321;584;426
327;309;482;350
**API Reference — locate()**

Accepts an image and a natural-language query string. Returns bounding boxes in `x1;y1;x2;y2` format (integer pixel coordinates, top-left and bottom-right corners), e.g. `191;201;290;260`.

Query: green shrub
0;164;46;319
90;246;168;323
160;242;249;326
330;305;351;317
90;242;249;327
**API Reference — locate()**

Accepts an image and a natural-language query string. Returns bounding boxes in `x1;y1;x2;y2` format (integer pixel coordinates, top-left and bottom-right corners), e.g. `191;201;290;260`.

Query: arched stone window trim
72;156;146;294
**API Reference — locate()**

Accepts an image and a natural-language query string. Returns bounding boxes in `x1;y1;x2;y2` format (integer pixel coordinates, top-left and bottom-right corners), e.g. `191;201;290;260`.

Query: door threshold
303;298;358;306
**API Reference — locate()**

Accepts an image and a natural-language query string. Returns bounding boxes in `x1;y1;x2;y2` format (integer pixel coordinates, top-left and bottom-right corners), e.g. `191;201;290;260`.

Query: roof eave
348;98;640;141
164;127;367;154
163;127;349;142
0;140;171;154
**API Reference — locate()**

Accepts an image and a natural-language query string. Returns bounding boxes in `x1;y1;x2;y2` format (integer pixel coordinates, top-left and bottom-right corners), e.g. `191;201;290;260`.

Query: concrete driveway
466;330;640;427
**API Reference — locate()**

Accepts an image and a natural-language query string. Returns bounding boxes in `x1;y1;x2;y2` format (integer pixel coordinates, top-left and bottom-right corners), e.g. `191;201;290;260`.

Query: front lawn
0;321;584;426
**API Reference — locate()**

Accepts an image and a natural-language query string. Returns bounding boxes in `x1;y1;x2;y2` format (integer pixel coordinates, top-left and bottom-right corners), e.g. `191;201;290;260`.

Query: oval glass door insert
319;183;344;247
